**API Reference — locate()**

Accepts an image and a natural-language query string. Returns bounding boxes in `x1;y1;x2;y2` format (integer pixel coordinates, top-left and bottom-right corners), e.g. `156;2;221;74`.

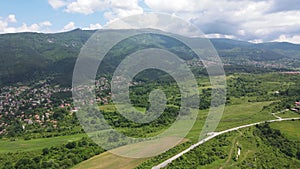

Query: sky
0;0;300;43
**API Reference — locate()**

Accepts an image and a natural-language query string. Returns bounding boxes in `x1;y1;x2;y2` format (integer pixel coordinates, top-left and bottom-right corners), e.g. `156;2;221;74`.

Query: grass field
99;105;146;113
0;133;86;153
277;110;300;119
183;98;274;142
270;120;300;141
72;138;189;169
216;100;275;131
99;105;116;112
72;152;148;169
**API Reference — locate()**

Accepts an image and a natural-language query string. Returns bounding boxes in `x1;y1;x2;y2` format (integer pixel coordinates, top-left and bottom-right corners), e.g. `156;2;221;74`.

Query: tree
42;148;49;155
15;158;37;169
53;108;68;120
2;162;14;169
66;142;77;149
296;151;300;160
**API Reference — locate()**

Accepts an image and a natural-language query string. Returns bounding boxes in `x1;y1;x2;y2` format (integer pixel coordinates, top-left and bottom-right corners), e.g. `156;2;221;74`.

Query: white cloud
0;15;52;34
40;21;52;27
249;39;264;44
144;0;300;43
106;0;143;18
103;7;143;21
63;21;76;31
273;35;300;44
83;23;102;30
239;10;300;41
43;0;300;43
65;0;106;14
17;23;40;32
53;0;143;20
205;33;236;39
3;23;42;34
7;14;17;23
48;0;68;9
0;20;9;32
144;0;200;13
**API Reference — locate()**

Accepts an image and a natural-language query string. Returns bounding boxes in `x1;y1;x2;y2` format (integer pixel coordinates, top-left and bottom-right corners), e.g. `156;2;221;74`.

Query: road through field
152;117;300;169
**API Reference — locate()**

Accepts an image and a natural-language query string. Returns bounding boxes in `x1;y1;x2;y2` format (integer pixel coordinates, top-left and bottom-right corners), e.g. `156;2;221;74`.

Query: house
290;101;300;112
291;108;299;112
71;107;79;113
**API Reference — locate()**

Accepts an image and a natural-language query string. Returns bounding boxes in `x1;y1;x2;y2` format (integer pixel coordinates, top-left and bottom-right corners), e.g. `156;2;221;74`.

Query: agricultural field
73;152;148;169
216;100;275;131
0;133;86;153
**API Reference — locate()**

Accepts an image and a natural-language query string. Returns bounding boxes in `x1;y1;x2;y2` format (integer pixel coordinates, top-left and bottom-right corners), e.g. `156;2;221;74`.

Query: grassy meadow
0;133;86;153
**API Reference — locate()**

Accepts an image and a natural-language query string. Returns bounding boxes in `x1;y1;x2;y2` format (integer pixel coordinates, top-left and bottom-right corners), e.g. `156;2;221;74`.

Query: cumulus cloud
273;35;300;44
65;0;106;14
268;0;300;13
103;0;143;19
40;21;52;27
49;0;143;20
48;0;68;9
82;23;102;30
7;14;17;23
144;0;300;43
62;21;76;31
44;0;300;43
205;33;236;39
0;15;52;34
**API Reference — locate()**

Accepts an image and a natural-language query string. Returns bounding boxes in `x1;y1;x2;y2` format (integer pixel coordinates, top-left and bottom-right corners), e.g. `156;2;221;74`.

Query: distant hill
211;38;300;61
0;29;299;86
0;29;95;85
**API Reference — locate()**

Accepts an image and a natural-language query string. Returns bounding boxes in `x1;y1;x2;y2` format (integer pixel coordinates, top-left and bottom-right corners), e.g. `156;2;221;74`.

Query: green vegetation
0;134;86;153
0;137;104;169
1;29;300;86
1;30;300;168
216;100;274;131
270;120;300;141
69;72;300;168
0;29;95;86
101;106;180;137
4;108;83;139
164;122;300;169
276;110;300;119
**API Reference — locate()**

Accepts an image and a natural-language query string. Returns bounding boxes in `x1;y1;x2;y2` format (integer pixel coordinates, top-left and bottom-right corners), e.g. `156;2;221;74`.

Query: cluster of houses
291;101;300;112
0;77;120;135
95;77;111;105
0;80;72;135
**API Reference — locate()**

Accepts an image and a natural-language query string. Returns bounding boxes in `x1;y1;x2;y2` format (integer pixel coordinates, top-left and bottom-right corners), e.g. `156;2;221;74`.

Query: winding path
152;117;300;169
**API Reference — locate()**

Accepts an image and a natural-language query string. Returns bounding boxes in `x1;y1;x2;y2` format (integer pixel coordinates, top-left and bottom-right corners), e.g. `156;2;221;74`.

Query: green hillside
0;29;300;86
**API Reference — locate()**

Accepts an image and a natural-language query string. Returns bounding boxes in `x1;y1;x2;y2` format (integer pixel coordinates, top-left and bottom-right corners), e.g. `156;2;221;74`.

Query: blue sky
0;0;108;31
0;0;300;43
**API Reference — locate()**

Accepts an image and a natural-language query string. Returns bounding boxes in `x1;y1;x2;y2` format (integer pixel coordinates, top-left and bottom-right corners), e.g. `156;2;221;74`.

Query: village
0;77;113;136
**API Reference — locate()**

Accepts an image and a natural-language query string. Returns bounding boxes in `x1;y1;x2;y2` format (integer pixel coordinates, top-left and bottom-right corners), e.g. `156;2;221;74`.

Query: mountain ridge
0;29;299;86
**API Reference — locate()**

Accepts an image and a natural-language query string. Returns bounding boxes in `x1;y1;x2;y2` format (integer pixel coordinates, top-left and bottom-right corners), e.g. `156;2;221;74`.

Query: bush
66;142;76;149
42;148;49;155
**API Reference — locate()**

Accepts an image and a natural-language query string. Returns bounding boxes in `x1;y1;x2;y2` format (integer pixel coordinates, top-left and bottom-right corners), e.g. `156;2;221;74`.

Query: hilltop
0;29;300;86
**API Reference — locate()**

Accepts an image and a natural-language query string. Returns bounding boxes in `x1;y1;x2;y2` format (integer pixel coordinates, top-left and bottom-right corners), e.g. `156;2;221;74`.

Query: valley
0;30;300;169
